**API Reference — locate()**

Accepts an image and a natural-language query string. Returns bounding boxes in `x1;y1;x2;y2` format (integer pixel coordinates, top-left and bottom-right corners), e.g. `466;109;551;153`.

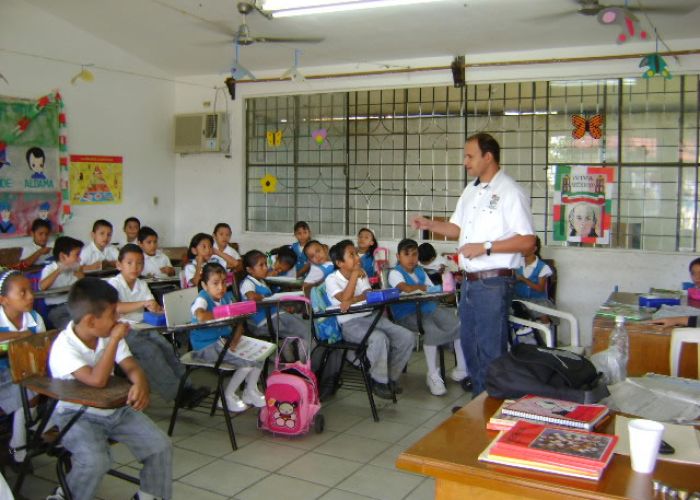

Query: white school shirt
421;255;447;273
20;241;52;266
49;321;132;415
39;262;79;305
388;269;434;288
324;270;372;325
79;241;119;266
449;170;534;272
239;276;270;326
0;307;46;333
304;261;334;284
107;274;155;323
183;258;217;287
143;251;173;278
211;244;241;268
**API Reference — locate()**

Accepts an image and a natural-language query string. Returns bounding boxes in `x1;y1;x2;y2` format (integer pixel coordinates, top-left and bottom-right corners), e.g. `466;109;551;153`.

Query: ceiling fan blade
625;4;699;15
252;35;324;44
530;10;579;21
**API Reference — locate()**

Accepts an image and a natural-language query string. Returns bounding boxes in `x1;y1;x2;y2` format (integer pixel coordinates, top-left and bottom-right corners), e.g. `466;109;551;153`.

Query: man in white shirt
412;133;535;395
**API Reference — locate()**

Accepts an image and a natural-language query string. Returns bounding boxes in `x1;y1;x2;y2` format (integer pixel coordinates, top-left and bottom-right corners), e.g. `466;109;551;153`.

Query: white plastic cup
628;419;665;474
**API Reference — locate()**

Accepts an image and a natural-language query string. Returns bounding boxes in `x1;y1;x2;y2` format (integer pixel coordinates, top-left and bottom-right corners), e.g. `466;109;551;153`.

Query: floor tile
318;408;366;432
258;428;338;450
177;428;254;457
377;406;437;427
179;461;269;497
344;417;414;444
156;417;207;443
172;480;229;499
335;464;423;500
12;474;59;499
404;478;435;500
314;433;391;463
319;490;375;500
222;440;306;471
367;444;406;470
172;446;218;479
277;451;363;487
235;473;328;500
396;426;435;448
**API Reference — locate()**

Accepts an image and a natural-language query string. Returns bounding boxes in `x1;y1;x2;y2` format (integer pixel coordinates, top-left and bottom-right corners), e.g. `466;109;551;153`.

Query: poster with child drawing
0;192;60;238
553;165;614;245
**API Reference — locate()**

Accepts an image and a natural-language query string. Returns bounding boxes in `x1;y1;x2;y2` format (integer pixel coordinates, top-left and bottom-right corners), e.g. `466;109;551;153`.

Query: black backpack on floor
486;344;609;404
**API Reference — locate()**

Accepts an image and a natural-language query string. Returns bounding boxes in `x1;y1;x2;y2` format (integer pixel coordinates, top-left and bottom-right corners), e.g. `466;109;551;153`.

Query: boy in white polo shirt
138;226;175;278
19;218;52;268
39;236;85;330
80;219;119;271
107;244;208;406
48;277;171;500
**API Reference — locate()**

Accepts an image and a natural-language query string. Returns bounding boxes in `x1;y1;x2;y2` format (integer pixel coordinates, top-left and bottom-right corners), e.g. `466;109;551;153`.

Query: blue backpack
309;283;342;344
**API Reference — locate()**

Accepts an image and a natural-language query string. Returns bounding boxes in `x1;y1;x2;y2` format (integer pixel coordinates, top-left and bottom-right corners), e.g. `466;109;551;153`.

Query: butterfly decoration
260;174;277;193
311;128;327;146
640;53;672;80
266;130;282;147
597;7;648;44
571;114;604;140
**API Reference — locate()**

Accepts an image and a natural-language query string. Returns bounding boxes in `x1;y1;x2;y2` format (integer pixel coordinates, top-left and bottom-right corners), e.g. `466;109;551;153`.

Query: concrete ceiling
23;0;700;77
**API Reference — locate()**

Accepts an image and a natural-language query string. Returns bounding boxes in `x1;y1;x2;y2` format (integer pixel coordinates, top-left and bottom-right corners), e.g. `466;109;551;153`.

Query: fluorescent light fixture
264;0;445;18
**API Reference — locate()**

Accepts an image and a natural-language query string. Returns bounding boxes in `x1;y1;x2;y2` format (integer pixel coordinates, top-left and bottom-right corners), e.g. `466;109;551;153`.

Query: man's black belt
463;268;514;281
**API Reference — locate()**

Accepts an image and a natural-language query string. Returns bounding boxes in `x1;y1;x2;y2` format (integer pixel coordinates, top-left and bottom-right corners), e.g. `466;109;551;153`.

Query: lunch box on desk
366;288;400;304
213;301;257;319
638;295;681;308
143;311;167;326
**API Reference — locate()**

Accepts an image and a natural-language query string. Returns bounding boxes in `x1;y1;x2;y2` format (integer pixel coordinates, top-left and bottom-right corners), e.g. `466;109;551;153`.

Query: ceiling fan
213;1;324;46
539;0;697;20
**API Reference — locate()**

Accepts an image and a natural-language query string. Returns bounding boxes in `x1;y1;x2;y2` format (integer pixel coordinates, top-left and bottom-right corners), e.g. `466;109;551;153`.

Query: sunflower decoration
260;174;277;193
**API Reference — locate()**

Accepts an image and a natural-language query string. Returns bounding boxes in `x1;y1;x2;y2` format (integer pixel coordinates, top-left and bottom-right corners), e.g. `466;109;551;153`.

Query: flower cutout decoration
260;174;277;193
312;128;327;146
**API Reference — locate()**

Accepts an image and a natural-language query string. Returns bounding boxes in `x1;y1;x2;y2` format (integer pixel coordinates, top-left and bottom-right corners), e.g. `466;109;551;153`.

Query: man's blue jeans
459;275;514;395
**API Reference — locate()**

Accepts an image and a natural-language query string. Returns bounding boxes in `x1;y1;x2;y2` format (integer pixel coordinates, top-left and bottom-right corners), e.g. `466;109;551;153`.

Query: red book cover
491;420;618;470
501;395;609;430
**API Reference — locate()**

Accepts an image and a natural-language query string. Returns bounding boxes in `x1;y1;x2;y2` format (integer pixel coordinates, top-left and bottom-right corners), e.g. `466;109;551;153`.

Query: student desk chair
8;331;137;498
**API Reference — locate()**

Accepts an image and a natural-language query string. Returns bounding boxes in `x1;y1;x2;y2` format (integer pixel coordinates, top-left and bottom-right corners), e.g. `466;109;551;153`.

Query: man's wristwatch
483;241;493;256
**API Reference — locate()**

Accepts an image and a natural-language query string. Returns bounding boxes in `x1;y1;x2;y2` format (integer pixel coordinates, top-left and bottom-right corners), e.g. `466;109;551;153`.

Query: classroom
1;0;700;498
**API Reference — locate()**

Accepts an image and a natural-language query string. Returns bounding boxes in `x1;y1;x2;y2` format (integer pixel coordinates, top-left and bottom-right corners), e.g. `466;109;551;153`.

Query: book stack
479;420;618;480
488;395;609;432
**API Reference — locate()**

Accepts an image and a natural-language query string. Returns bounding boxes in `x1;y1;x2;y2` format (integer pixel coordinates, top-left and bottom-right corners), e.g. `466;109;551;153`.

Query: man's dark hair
68;277;118;323
467;132;500;164
397;238;418;255
53;236;84;260
137;226;158;242
118;243;143;262
92;219;113;232
329;239;354;266
417;242;436;263
30;218;51;233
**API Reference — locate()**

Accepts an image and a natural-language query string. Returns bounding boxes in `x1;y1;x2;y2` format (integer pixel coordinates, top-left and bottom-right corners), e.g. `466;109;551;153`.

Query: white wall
0;0;177;246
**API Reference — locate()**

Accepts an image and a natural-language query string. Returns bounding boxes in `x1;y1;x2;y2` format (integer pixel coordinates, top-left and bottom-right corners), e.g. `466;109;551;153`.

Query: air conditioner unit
174;112;227;153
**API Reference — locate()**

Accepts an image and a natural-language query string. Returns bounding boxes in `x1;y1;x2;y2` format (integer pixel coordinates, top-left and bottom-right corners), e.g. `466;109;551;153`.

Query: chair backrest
161;246;188;267
163;287;199;328
670;327;700;377
542;258;557;304
8;330;59;383
0;247;22;268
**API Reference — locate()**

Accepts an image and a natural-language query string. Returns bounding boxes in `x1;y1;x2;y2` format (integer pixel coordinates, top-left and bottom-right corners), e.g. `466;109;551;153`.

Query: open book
221;335;276;363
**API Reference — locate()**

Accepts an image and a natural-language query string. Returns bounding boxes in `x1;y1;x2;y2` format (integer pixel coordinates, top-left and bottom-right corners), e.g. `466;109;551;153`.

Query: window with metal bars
245;75;699;252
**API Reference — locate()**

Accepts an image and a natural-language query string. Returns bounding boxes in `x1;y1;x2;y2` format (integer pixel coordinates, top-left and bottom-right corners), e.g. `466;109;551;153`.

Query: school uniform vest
244;277;277;325
0;310;40;370
389;265;437;320
190;290;234;351
315;262;335;281
291;242;308;272
359;252;375;278
514;258;547;300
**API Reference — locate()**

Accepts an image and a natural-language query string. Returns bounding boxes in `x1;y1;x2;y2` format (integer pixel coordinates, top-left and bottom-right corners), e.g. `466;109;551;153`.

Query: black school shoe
181;386;211;409
389;380;403;395
460;377;473;392
372;381;394;400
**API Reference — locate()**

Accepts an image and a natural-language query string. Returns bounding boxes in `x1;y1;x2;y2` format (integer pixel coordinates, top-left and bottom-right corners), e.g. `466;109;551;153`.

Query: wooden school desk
396;393;700;500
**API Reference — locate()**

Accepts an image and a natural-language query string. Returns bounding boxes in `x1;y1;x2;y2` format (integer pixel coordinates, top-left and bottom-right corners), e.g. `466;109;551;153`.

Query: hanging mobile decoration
640;30;672;79
260;174;277;193
597;5;647;44
266;130;282;147
571;114;604;140
311;128;327;146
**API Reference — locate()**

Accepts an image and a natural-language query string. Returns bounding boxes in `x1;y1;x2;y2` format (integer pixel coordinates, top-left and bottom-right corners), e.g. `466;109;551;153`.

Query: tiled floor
7;351;473;500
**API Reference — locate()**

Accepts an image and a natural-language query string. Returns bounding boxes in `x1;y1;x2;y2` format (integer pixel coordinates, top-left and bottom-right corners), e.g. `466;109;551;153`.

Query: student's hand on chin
110;322;130;341
127;384;149;411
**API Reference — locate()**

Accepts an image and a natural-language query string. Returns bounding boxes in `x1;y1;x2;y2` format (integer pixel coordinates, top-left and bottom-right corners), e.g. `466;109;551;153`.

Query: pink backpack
258;337;324;436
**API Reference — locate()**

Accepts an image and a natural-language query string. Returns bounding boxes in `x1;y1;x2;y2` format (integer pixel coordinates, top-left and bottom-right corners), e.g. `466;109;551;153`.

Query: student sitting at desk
107;244;208;406
240;250;309;344
19;218;52;268
291;221;312;278
357;227;378;280
211;222;242;272
302;240;334;296
184;233;217;288
138;226;175;278
79;219;119;271
122;217;141;247
388;238;469;396
39;236;85;330
48;278;172;500
648;257;700;328
191;262;265;412
325;239;414;400
267;245;297;279
0;270;45;468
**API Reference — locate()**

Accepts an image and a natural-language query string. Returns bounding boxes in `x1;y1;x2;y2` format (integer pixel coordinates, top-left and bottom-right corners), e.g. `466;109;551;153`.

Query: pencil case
638;295;680;308
143;311;167;326
688;288;700;301
213;301;257;319
366;288;400;304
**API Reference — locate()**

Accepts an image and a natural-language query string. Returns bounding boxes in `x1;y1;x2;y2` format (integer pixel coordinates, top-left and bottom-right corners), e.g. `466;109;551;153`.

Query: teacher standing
412;133;535;395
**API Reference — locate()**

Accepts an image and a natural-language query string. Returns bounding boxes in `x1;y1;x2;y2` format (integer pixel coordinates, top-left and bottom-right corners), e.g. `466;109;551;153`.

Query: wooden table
397;394;700;499
592;293;698;378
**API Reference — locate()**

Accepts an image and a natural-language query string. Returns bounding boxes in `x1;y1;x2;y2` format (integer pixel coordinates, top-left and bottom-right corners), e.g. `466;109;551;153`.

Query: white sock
423;345;439;377
244;367;262;393
135;491;157;500
225;367;252;398
453;339;468;374
10;409;27;462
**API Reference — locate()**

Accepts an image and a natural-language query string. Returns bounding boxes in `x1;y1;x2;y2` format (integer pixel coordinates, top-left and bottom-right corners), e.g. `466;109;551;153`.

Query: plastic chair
670;328;700;377
509;299;582;353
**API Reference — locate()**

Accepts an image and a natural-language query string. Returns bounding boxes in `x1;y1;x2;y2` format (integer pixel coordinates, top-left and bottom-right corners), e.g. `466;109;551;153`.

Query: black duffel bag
486;344;609;404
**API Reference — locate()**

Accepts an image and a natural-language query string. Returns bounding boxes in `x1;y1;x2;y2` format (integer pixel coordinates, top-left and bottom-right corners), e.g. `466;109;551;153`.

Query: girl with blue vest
302;240;335;296
0;270;46;466
357;227;378;279
240;250;309;343
191;263;266;412
514;237;557;324
387;239;468;396
291;221;312;278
